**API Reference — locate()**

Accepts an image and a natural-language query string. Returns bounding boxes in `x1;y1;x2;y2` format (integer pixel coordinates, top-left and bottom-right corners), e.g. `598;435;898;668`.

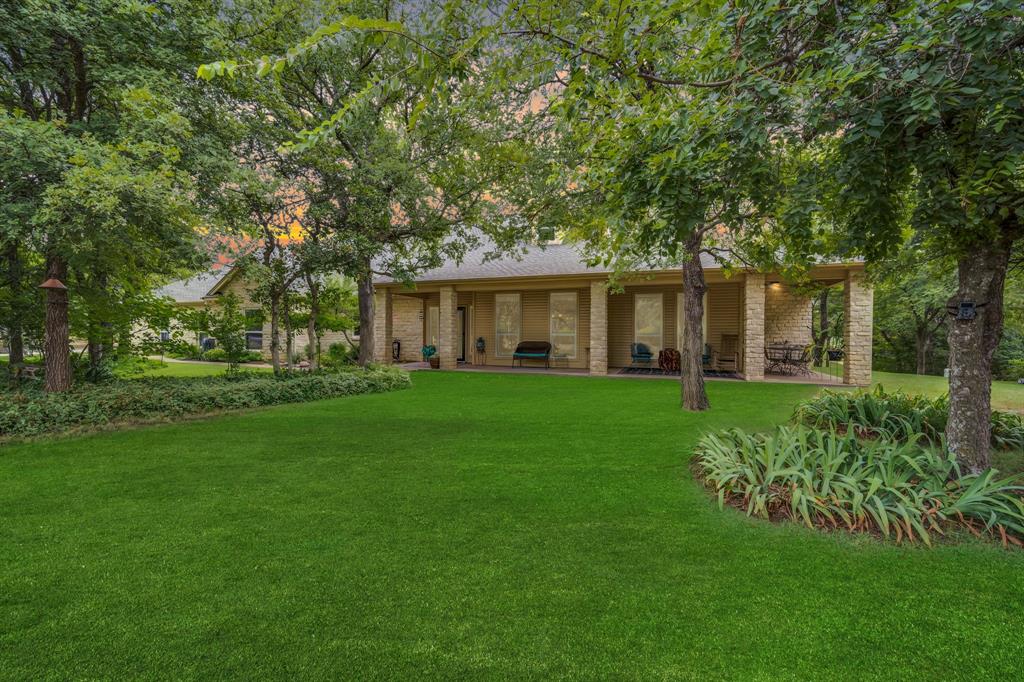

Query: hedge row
0;367;410;439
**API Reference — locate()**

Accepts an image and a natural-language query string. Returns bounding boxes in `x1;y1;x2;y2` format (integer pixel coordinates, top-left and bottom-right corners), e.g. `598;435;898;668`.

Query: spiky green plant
695;426;1024;547
793;386;1023;450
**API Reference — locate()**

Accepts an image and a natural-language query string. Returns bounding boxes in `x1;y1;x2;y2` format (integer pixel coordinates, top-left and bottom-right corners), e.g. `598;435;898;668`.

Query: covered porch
374;264;872;385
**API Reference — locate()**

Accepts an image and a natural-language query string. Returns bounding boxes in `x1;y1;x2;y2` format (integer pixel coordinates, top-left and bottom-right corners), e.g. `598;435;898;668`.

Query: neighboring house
372;243;872;385
155;268;356;355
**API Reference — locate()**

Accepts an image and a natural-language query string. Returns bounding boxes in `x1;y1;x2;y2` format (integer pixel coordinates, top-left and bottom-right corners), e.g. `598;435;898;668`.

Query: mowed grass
2;371;1023;680
871;370;1023;413
134;360;272;378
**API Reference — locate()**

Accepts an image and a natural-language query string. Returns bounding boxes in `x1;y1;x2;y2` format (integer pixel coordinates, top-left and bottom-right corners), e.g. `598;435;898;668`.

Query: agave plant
695;426;1024;547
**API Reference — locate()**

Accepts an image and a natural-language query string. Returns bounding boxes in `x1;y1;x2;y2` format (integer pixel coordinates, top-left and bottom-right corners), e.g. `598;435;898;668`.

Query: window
244;309;264;350
549;292;577;359
634;293;663;356
426;306;440;347
677;292;708;349
495;293;521;357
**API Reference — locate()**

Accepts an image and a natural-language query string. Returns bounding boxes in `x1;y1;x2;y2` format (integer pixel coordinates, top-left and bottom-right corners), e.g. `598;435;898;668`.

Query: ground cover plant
0;366;407;439
695;426;1024;548
794;386;1024;451
2;372;1024;679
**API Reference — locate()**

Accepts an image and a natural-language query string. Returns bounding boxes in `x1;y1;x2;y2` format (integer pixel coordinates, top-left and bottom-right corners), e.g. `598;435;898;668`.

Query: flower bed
695;426;1024;547
0;367;409;440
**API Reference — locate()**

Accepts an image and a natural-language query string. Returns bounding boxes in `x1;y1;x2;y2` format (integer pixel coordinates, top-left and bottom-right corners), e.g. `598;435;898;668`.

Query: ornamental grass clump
793;386;1024;450
694;426;1024;547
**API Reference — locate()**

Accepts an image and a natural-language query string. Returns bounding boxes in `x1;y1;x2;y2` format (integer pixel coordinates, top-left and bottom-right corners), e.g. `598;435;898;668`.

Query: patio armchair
702;343;715;369
630;342;655;367
715;335;739;371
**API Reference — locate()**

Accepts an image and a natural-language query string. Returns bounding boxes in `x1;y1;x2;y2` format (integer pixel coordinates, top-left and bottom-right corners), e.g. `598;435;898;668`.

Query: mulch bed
618;367;741;379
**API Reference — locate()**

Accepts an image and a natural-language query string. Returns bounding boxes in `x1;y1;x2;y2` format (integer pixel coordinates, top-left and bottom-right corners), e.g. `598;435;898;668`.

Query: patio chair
630;342;654;368
658;348;681;373
715;335;739;371
702;343;715;369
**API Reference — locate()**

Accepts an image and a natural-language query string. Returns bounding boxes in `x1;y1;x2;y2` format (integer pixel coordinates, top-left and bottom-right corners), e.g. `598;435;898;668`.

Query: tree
201;0;530;366
0;0;235;390
497;2;800;410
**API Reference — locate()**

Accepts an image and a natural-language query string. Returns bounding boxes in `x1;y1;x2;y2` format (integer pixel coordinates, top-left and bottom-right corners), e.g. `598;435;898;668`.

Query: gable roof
155;269;230;304
375;243;719;285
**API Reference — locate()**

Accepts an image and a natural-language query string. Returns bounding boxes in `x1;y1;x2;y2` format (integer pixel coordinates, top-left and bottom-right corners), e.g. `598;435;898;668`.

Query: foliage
794;387;1024;451
321;341;358;368
0;366;409;439
695;426;1024;547
1002;359;1024;382
206;293;248;372
421;344;437;360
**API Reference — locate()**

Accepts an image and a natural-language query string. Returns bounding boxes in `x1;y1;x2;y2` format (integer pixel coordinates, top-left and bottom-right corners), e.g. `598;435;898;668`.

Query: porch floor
397;362;852;386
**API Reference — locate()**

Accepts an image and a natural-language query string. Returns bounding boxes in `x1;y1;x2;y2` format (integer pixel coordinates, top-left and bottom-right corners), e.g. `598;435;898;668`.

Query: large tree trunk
945;229;1016;473
679;237;710;411
4;242;24;377
43;255;71;392
269;296;281;374
357;272;375;367
306;275;320;371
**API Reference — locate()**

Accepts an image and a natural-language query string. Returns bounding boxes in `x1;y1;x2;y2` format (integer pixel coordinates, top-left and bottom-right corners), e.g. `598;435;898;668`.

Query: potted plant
421;344;439;369
825;336;844;362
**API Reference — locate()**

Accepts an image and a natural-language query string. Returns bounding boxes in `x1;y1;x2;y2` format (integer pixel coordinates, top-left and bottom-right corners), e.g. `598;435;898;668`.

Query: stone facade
589;280;608;374
742;274;766;380
843;271;873;385
391;294;424;362
765;283;812;348
438;286;458;369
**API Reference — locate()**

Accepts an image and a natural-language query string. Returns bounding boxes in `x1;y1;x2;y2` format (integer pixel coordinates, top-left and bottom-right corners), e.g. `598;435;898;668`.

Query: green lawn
871;370;1023;413
2;372;1023;679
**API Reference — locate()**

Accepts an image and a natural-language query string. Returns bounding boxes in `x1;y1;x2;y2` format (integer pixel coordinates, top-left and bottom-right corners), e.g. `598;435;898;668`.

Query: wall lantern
391;339;401;361
39;278;67;290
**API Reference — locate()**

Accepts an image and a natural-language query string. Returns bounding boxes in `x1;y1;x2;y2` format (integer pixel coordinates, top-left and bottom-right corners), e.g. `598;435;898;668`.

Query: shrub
322;342;357;368
0;367;409;440
695;426;1024;547
793;386;1024;450
203;348;228;362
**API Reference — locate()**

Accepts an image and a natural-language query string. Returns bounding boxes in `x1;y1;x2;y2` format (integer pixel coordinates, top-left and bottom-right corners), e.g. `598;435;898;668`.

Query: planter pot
429;356;440;369
827;349;844;361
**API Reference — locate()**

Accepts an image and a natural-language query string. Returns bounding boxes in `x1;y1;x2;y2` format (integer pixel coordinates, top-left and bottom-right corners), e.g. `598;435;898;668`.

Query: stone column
589;280;608;375
438;286;458;370
743;274;766;380
373;288;391;364
843;270;873;385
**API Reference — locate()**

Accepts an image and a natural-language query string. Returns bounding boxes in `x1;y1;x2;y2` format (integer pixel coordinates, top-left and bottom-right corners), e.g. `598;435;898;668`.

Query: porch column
438;286;458;370
373;287;392;364
843;270;873;385
743;274;765;380
589;280;608;375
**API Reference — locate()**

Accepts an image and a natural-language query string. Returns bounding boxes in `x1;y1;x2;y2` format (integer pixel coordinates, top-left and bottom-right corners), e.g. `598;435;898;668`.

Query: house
159;243;872;384
371;243;872;384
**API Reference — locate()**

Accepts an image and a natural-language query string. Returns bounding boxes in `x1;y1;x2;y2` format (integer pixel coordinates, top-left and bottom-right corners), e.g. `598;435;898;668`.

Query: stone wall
742;274;765;380
765;283;813;348
844;271;873;385
589;280;608;374
391;294;423;361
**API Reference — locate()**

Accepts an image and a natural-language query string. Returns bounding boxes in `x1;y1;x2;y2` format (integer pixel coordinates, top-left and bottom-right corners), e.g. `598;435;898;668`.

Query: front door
457;307;467;361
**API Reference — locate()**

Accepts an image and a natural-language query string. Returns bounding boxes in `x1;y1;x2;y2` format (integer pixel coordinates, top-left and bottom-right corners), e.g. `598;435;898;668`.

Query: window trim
549;291;578;359
494;292;522;358
677;291;708;349
633;292;664;356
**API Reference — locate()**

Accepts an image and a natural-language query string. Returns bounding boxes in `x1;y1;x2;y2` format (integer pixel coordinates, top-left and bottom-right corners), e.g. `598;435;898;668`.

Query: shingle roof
155;269;229;303
375;243;719;284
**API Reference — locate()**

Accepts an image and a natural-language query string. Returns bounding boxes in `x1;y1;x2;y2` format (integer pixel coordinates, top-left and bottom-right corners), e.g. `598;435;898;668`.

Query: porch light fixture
39;278;67;290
